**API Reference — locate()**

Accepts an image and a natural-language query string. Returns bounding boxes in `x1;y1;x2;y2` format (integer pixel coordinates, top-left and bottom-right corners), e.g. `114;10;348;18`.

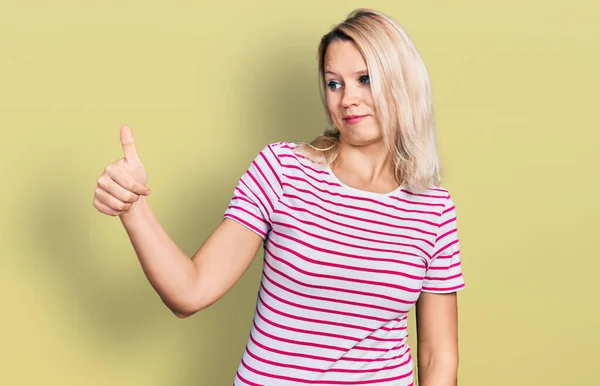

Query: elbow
169;300;192;318
420;354;458;370
171;292;211;318
420;354;458;373
169;295;201;319
170;274;207;318
170;275;215;318
418;356;458;385
171;299;202;319
171;305;198;319
418;348;459;384
173;311;188;319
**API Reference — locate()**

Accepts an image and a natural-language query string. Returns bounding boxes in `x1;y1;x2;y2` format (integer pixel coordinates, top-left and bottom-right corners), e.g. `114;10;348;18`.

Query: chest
264;193;436;311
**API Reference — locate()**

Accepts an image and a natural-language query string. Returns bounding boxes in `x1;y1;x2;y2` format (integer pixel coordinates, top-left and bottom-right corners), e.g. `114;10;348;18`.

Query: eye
359;75;370;85
327;81;341;91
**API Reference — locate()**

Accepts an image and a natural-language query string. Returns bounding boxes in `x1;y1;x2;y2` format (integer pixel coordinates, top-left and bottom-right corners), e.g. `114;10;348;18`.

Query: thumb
120;125;141;163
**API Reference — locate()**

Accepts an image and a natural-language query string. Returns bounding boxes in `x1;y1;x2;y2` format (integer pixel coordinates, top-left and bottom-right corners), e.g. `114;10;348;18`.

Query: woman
93;8;465;386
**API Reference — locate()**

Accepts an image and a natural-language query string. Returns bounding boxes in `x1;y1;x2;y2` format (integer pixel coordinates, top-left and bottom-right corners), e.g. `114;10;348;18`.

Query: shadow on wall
233;41;326;149
172;43;327;386
23;45;327;385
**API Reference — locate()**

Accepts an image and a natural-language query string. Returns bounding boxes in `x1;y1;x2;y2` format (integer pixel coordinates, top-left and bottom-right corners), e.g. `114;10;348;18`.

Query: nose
341;84;360;108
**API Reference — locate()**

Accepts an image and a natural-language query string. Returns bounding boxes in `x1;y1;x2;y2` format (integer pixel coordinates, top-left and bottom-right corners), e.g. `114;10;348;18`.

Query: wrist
119;195;149;220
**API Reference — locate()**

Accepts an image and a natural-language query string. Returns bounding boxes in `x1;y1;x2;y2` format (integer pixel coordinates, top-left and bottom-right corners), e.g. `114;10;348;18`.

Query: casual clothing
224;141;465;385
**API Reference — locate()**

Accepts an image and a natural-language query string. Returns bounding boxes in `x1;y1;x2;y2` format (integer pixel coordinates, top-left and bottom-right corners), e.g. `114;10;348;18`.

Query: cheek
326;94;339;116
363;89;374;106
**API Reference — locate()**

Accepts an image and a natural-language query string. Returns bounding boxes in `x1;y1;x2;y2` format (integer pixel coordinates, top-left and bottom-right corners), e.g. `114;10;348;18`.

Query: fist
93;125;151;216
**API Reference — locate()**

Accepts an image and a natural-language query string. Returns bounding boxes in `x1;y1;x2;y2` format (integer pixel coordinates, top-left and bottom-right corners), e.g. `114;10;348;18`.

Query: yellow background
1;1;598;385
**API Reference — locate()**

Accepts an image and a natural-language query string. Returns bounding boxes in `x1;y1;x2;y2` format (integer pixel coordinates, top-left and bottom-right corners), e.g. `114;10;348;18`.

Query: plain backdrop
1;1;598;385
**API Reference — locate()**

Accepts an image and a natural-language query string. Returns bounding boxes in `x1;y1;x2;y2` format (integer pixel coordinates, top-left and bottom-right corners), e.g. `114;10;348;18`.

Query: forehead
324;40;366;73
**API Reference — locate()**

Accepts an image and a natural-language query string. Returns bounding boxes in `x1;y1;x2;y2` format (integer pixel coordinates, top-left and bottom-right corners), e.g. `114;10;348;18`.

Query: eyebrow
324;69;368;76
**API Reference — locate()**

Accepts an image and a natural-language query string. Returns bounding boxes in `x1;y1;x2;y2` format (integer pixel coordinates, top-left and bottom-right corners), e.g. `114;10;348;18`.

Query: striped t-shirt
223;141;465;386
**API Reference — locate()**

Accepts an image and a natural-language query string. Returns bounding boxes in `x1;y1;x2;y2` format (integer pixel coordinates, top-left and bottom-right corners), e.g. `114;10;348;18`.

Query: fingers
104;160;150;196
93;190;129;216
120;125;142;164
96;174;139;206
94;125;149;217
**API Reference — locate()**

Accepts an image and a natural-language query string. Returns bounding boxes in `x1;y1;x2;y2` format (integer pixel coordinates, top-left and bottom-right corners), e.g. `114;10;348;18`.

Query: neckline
324;164;405;198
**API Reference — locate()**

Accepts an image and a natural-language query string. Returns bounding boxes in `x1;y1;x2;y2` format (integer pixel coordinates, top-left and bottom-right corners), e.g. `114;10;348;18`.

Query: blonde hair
295;8;442;193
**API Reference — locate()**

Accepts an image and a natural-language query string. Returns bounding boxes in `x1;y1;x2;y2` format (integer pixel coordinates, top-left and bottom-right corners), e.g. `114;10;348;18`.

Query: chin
339;127;383;146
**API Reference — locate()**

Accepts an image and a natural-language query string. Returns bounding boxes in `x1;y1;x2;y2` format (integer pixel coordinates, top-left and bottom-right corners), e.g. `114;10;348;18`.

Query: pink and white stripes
224;142;465;385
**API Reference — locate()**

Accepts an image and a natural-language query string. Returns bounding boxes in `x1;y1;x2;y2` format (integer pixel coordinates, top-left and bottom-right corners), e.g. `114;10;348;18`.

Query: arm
120;195;262;318
415;291;459;386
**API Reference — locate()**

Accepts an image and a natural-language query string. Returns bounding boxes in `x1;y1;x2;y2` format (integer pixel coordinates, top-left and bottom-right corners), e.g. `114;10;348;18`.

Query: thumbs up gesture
93;125;151;216
120;125;148;187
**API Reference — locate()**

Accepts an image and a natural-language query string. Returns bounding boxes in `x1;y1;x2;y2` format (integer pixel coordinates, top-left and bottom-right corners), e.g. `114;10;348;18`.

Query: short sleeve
421;194;466;293
223;143;282;240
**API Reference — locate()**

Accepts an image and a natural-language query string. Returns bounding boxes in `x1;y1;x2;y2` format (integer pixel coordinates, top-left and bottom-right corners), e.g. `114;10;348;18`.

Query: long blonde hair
295;8;442;193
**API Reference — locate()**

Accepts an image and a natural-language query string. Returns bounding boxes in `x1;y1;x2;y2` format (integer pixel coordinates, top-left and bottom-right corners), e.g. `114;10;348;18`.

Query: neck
332;140;396;185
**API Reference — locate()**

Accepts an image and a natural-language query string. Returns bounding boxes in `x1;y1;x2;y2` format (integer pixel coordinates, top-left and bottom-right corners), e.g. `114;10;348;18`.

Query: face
324;39;382;147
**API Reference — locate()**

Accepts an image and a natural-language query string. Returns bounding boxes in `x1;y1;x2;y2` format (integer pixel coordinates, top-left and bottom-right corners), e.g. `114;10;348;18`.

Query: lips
343;115;368;124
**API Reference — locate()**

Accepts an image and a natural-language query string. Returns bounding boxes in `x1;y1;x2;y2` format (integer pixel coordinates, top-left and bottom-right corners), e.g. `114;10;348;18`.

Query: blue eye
359;75;370;84
327;81;341;91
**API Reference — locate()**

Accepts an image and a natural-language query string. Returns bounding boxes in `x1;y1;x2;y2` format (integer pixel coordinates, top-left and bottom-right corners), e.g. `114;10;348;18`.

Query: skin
94;38;458;386
324;39;459;385
323;39;399;194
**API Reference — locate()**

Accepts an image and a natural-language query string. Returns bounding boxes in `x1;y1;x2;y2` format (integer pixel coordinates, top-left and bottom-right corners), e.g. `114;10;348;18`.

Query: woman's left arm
415;291;459;386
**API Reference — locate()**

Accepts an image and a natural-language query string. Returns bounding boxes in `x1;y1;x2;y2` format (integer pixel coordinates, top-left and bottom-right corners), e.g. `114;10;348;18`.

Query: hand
93;125;151;216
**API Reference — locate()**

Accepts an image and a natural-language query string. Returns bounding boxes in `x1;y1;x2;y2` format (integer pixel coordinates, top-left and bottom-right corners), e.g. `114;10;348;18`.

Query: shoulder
403;184;451;200
262;141;295;157
261;141;325;170
263;141;301;156
402;185;455;215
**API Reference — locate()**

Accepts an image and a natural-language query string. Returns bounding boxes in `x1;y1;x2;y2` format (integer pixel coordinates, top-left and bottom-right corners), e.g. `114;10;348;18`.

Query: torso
227;141;463;385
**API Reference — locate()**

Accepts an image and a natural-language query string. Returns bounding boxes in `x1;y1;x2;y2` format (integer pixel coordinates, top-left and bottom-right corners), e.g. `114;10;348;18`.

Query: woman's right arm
94;126;263;318
119;197;262;318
